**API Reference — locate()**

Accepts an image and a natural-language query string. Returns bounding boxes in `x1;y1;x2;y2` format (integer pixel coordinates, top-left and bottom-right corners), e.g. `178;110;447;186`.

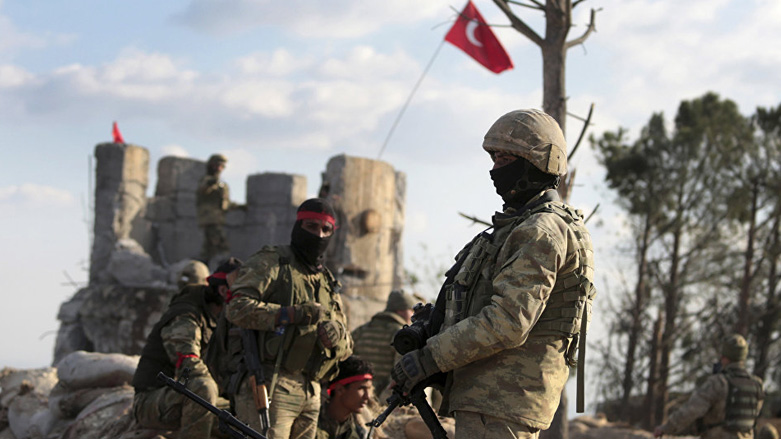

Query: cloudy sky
1;0;780;407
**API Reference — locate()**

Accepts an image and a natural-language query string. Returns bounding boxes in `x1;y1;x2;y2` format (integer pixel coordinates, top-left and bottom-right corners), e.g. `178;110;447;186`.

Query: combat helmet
178;260;209;289
482;109;567;176
207;154;228;167
722;334;749;362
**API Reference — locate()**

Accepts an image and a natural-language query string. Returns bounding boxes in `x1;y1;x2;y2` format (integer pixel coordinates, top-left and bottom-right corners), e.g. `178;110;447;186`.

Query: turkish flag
112;121;125;144
445;1;513;74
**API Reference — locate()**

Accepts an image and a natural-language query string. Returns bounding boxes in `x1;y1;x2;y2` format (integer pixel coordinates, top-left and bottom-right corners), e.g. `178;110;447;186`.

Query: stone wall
54;144;406;363
321;154;406;329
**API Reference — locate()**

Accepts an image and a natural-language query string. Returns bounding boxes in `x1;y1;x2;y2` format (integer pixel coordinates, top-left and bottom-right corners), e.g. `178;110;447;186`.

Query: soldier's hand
317;320;345;349
391;347;440;394
277;302;323;326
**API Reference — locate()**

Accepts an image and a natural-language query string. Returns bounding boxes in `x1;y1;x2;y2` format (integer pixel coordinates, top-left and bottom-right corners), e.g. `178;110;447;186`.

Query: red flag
112;121;125;144
445;1;513;74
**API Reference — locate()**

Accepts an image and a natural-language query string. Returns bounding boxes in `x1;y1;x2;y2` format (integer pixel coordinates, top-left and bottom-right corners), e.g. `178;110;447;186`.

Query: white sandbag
0;368;57;407
0;427;17;439
61;386;134;439
56;351;139;389
7;392;48;439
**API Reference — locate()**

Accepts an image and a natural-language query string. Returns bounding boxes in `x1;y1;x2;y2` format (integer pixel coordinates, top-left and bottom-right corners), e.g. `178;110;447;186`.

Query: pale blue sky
1;0;780;413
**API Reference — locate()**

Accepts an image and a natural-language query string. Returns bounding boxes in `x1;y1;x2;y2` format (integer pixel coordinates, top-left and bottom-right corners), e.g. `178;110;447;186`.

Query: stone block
144;197;175;222
246;173;307;207
155;156;204;196
173;191;197;218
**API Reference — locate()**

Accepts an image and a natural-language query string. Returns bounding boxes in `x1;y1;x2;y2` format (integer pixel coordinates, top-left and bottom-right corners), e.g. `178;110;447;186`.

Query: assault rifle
367;383;448;439
157;370;266;439
241;328;271;435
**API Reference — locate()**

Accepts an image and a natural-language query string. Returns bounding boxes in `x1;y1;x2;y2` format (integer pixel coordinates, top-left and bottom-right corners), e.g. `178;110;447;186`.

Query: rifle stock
157;371;266;439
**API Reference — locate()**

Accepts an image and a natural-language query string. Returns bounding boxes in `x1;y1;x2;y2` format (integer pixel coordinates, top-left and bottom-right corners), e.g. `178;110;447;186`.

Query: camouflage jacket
661;363;764;439
132;285;217;390
426;190;595;429
316;405;366;439
351;311;406;394
226;245;353;382
196;173;230;226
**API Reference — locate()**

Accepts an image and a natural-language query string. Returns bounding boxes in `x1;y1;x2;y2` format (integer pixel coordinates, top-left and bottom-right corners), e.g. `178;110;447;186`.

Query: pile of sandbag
0;351;151;439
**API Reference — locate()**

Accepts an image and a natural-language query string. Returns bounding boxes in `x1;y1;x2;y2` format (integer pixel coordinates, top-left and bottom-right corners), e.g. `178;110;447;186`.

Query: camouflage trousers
454;411;540;439
133;377;219;439
233;370;320;439
201;224;229;263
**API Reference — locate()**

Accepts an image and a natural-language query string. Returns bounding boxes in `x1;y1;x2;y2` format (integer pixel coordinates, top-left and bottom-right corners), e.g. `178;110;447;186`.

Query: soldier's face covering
489;155;559;206
290;199;336;269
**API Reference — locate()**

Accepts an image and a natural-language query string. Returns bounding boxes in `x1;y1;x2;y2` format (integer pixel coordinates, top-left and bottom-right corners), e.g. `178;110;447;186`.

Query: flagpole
377;40;447;160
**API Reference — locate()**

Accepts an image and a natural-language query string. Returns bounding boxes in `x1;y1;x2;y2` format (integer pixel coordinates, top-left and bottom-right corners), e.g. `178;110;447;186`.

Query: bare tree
490;0;597;134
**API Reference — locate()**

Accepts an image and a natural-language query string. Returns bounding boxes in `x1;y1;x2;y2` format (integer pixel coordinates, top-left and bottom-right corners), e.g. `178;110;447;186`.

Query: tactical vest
256;246;345;382
441;196;595;406
722;367;764;433
352;312;406;391
132;286;214;391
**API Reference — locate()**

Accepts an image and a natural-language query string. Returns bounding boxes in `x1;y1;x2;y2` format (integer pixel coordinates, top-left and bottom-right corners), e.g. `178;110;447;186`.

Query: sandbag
7;392;49;439
56;351;139;389
61;386;134;439
47;381;120;419
0;427;17;439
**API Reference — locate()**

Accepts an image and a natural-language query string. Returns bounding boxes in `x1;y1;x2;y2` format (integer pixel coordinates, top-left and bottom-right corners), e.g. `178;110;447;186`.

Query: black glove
391;347;440;394
277;302;323;326
317;320;345;349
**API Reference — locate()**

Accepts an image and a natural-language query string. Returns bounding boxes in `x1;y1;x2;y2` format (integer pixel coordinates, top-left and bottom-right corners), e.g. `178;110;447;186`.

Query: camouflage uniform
390;110;595;439
197;156;231;262
315;405;366;439
132;285;219;439
352;311;406;394
659;362;764;439
226;245;353;439
428;189;595;433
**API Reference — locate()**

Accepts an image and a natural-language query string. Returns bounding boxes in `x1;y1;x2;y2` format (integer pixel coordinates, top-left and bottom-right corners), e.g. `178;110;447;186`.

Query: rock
56;351;138;390
0;368;57;408
106;239;167;287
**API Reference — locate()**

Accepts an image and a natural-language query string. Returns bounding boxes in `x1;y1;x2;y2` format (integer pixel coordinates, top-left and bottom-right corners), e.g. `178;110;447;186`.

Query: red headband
297;211;335;227
326;373;373;396
207;272;227;283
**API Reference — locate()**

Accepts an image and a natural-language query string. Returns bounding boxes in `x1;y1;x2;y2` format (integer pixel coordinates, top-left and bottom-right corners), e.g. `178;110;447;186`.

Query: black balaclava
489;155;560;208
291;198;336;271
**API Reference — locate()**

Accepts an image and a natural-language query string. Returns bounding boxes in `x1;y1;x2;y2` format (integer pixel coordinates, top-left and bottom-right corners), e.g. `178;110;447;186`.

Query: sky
1;0;780;412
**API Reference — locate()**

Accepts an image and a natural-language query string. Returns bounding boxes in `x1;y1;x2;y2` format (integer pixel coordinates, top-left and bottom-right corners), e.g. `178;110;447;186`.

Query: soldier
132;257;243;439
390;109;596;439
177;259;210;290
226;198;353;439
316;356;374;439
197;153;233;264
654;334;765;439
352;289;417;397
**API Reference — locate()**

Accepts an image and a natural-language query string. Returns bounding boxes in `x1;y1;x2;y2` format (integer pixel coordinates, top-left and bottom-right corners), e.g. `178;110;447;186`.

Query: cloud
160;144;190;157
0;184;75;209
0;8;76;57
172;0;442;38
594;0;781;129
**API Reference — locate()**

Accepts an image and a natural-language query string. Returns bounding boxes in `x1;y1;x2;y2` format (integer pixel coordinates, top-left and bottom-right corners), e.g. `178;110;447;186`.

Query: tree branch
568;102;595;160
572;0;587;8
492;0;544;46
565;8;597;49
458;212;492;227
507;0;545;11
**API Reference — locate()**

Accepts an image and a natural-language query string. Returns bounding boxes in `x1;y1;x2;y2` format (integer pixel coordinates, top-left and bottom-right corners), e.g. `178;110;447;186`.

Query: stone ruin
54;141;407;365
